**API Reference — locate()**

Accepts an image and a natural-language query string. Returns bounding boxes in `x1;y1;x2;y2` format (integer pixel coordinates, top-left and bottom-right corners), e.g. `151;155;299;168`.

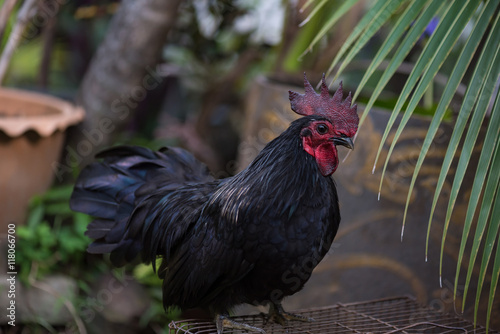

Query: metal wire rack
168;296;497;334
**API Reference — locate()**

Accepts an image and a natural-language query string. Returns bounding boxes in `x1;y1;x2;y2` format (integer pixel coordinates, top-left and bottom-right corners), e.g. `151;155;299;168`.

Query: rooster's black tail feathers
70;145;213;266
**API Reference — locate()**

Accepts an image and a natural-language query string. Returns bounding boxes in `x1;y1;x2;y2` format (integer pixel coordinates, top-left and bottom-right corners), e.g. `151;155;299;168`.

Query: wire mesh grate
168;296;497;334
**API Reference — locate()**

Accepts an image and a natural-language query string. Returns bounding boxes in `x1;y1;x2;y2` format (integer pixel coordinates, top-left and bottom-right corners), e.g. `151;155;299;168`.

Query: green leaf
475;179;500;330
353;0;430;102
59;227;88;255
400;0;498;261
381;0;482;232
134;263;163;286
487;219;500;332
358;0;448;128
377;0;480;202
26;202;44;228
74;212;92;235
45;202;73;215
307;0;392;70
470;131;500;326
41;184;74;202
460;89;500;313
17;225;34;241
445;13;500;298
302;0;362;55
300;0;317;13
327;0;407;82
78;280;92;294
426;10;500;287
38;222;57;249
299;0;330;27
283;1;342;72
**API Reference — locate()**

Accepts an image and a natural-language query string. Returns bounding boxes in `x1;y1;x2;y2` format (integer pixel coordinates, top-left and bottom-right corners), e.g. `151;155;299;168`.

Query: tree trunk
72;0;182;162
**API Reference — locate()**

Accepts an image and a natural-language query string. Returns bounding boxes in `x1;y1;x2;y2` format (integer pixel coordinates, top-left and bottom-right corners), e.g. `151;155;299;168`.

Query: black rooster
70;74;358;333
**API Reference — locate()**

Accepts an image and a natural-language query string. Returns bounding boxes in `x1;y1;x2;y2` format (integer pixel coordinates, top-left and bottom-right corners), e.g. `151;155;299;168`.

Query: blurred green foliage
134;260;182;327
17;181;179;331
17;185;92;282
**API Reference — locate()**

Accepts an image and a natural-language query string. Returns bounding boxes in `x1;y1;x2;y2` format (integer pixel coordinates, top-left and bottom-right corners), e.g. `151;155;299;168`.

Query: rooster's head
288;73;359;176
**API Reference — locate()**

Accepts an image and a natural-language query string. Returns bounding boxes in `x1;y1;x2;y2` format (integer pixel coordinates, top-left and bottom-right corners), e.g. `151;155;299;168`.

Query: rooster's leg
215;314;266;334
267;302;314;326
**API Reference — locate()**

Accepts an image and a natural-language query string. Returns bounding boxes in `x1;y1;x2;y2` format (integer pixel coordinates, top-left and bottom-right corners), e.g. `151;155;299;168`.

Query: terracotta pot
0;88;84;234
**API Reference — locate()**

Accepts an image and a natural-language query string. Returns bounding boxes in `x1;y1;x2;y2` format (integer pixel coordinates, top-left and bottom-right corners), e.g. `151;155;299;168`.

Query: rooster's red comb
289;73;359;137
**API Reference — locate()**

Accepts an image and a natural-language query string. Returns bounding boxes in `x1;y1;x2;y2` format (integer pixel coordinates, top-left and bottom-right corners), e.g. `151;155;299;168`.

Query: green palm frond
303;0;500;330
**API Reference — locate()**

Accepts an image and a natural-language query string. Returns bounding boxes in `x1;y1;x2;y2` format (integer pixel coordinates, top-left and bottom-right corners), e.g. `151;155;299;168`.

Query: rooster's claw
267;303;314;326
215;314;266;334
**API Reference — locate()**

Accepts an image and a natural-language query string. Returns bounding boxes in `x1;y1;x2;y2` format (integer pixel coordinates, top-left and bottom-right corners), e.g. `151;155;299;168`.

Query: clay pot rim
0;87;85;137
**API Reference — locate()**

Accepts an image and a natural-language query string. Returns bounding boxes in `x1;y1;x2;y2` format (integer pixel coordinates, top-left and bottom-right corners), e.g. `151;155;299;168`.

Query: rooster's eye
316;124;328;134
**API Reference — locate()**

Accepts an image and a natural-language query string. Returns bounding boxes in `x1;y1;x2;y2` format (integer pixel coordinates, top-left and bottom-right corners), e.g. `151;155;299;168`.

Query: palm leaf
300;0;326;19
305;0;399;79
403;0;498;265
301;0;362;54
486;179;500;330
352;0;430;102
425;10;500;291
469;124;500;325
326;0;407;83
376;0;480;203
302;0;500;329
458;63;500;310
444;15;500;301
355;0;447;129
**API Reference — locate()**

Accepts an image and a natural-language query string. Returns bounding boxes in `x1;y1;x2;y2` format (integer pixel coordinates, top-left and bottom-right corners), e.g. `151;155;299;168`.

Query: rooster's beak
333;137;354;150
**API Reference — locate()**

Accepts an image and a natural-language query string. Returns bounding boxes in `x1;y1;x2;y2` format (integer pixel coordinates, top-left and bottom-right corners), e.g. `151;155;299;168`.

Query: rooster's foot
267;303;314;326
215;314;266;334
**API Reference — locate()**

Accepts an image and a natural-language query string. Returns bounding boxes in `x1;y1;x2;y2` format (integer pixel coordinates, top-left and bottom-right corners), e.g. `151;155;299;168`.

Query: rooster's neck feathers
288;73;359;138
211;117;329;223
